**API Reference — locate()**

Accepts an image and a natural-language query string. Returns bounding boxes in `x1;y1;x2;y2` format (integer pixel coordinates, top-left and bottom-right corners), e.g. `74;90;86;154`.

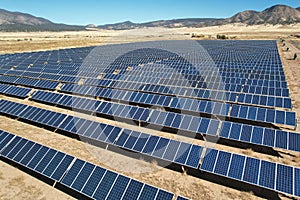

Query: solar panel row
200;148;299;196
230;104;296;127
0;75;59;90
0;83;31;98
1;70;81;83
60;83;293;118
0;130;175;200
0;100;203;169
29;91;299;152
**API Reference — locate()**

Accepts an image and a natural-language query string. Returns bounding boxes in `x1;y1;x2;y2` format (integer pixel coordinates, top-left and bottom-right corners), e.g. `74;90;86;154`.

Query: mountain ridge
0;8;85;31
98;4;300;29
0;4;299;31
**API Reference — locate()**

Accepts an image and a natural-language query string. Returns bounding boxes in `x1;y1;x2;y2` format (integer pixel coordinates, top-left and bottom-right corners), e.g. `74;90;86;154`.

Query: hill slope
226;5;300;25
99;5;300;30
0;4;299;31
0;8;85;31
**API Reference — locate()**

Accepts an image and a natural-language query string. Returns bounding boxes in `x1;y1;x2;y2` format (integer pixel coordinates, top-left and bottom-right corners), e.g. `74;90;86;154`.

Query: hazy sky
0;0;299;25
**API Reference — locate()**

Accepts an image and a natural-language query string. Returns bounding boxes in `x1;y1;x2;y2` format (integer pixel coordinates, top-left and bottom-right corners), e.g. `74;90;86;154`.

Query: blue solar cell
238;94;246;103
34;149;57;173
263;129;275;147
154;111;167;125
251;127;263;145
43;152;65;177
219;121;231;138
288;132;300;152
197;118;209;133
116;130;130;147
247;107;257;121
142;136;159;155
229;123;241;140
92;171;118;200
123;131;140;149
176;196;189;200
230;105;239;117
266;109;275;123
200;149;218;172
122;179;143;200
138;185;158;200
240;125;252;142
152;138;169;158
267;96;275;107
27;146;49;169
214;151;231;176
198;101;207;112
186;145;202;168
132;133;149;152
228;154;245;180
239;106;248;119
275;98;283;108
13;141;35;162
5;138;27;159
242;157;260;184
188;116;201;132
106;175;130;200
257;108;266;121
284;98;292;109
71;162;95;191
295;168;300;197
156;190;174;200
206;120;219;136
174;142;191;165
20;143;42;166
171;114;182;129
252;95;259;104
163;140;180;161
275;130;287;149
275;110;285;124
286;112;296;127
180;115;192;130
259;161;275;189
61;159;85;186
81;166;106;197
165;113;175;127
276;164;293;194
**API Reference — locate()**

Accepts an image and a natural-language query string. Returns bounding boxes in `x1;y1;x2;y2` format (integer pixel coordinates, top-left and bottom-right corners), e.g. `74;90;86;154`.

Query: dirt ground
0;25;300;200
0;23;299;54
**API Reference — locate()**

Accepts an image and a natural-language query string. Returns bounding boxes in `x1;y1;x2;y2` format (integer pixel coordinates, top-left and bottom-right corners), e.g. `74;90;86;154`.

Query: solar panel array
0;40;299;199
0;130;175;200
28;91;300;152
1;99;300;197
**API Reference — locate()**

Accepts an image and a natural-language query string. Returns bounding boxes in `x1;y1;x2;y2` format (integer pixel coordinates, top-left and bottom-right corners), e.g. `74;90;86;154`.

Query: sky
0;0;299;25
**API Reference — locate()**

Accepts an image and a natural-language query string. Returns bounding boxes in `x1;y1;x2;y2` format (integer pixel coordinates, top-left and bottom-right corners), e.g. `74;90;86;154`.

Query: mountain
0;4;299;31
225;5;300;25
0;8;52;25
99;18;225;30
99;4;300;30
226;10;262;24
0;8;85;31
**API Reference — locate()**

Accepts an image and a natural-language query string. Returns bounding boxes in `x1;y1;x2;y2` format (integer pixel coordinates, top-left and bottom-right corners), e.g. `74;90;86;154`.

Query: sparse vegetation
191;33;205;38
217;34;228;39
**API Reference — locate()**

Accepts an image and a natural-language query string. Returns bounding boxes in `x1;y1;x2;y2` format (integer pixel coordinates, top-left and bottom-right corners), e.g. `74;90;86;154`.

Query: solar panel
0;130;175;200
200;147;300;197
